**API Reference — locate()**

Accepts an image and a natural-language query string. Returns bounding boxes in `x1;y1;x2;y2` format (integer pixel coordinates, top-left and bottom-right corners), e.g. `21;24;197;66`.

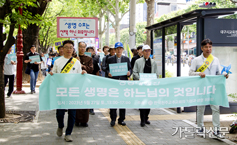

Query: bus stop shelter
146;8;237;113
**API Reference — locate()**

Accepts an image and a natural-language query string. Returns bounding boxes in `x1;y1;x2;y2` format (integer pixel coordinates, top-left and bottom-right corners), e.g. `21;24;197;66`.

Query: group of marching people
4;38;229;142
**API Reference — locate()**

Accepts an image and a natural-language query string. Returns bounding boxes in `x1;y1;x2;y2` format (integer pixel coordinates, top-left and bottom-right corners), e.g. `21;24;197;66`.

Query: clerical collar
144;57;150;61
116;55;121;59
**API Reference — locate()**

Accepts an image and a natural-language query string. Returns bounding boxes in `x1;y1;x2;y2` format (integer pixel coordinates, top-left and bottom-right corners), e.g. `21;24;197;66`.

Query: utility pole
188;27;189;55
105;11;110;46
129;0;136;50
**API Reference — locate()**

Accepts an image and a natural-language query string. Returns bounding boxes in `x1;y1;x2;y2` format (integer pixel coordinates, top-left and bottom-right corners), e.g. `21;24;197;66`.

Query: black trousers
4;74;15;96
41;69;47;76
110;109;125;122
139;109;150;123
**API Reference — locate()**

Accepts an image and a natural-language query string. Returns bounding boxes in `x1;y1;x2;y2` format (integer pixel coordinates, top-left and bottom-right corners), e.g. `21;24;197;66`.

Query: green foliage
153;0;237;37
155;0;237;24
102;21;147;47
135;22;147;46
38;0;237;51
38;0;65;51
159;70;174;78
228;93;237;102
1;0;44;29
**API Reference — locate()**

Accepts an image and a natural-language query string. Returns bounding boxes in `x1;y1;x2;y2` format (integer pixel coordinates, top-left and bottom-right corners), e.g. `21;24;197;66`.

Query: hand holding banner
7;53;16;64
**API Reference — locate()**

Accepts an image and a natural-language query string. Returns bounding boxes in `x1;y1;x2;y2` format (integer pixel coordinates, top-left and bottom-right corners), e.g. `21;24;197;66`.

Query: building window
171;5;177;12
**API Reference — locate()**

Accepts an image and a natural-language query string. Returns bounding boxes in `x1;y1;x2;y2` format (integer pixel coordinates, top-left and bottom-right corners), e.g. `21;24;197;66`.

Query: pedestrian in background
75;41;93;127
4;47;16;98
24;45;42;94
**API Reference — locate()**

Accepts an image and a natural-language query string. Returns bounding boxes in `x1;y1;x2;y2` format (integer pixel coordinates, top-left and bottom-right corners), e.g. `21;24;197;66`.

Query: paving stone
0;87;231;145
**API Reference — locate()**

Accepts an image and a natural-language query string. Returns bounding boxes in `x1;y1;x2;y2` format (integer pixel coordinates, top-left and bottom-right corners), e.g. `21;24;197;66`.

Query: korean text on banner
109;62;128;76
140;73;157;81
39;74;229;111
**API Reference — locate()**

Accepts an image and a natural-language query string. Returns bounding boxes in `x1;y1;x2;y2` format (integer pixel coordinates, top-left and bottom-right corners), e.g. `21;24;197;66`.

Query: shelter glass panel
153;29;162;76
165;25;177;78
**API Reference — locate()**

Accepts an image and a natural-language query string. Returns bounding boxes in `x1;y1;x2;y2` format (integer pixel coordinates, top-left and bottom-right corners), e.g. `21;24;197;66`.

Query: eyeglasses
64;47;74;50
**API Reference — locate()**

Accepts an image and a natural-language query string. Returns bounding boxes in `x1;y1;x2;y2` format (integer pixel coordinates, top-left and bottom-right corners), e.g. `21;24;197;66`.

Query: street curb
9;84;41;88
33;111;40;123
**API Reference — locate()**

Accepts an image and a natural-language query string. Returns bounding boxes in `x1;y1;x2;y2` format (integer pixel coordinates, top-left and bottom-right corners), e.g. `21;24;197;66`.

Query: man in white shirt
189;39;228;139
49;40;86;142
4;47;16;98
40;53;47;77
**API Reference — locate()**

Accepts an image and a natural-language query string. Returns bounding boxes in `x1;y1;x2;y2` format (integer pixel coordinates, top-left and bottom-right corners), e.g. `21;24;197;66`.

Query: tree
135;22;147;46
39;0;107;52
38;0;64;53
97;0;144;42
38;0;71;54
76;0;107;49
165;35;173;52
152;0;236;53
102;21;147;47
22;0;51;82
154;0;236;24
145;0;155;46
0;0;42;118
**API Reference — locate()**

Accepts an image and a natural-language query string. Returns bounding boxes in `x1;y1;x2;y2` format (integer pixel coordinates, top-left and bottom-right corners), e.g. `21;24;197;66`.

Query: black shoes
145;120;150;124
80;123;88;127
110;121;115;127
140;120;150;127
75;122;88;127
110;121;126;126
89;110;95;115
118;121;126;126
75;122;79;126
140;122;145;127
31;90;36;94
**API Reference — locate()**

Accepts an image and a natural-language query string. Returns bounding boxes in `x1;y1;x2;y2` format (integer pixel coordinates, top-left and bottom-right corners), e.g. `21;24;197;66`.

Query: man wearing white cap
133;45;159;127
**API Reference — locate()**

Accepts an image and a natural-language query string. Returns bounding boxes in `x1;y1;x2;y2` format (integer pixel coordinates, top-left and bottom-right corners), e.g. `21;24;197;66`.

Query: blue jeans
56;109;76;135
30;69;39;91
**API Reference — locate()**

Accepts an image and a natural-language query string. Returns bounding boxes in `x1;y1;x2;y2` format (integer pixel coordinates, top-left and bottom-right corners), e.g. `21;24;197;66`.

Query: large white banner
57;17;98;38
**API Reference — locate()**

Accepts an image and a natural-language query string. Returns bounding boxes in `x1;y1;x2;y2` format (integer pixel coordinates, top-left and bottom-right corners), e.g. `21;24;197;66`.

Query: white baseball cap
142;45;151;51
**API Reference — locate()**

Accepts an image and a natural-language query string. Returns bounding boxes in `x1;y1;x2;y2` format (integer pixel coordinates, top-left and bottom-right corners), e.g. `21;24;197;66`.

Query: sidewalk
0;87;234;145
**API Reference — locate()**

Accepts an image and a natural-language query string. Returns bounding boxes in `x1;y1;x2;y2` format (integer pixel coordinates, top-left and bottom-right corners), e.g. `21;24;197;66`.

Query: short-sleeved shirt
52;56;82;74
24;52;42;72
4;55;16;75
